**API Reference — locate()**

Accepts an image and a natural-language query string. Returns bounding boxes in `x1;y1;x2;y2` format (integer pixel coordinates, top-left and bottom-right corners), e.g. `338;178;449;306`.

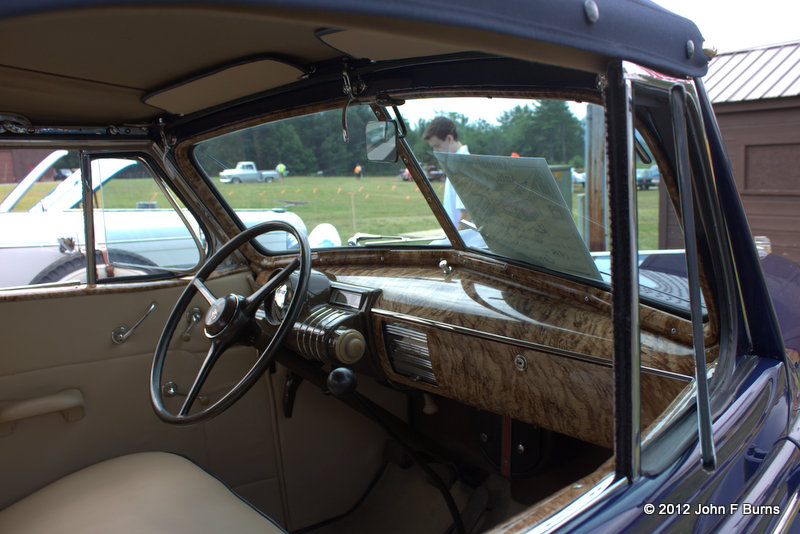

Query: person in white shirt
422;117;471;228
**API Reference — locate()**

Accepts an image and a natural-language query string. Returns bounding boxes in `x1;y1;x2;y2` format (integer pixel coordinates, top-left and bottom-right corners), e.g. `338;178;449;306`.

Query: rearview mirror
365;121;398;163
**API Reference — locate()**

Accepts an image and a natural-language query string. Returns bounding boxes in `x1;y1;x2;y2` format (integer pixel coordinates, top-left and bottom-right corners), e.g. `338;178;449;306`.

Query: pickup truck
219;161;280;183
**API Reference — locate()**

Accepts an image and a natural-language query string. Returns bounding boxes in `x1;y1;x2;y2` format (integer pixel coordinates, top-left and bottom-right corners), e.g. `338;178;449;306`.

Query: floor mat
304;462;474;534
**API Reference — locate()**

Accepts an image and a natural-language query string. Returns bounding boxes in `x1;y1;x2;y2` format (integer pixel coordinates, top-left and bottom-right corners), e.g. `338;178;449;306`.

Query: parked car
220;161;281;183
53;168;73;181
426;166;445;182
636;165;660;190
1;1;799;534
400;166;444;182
0;152;310;287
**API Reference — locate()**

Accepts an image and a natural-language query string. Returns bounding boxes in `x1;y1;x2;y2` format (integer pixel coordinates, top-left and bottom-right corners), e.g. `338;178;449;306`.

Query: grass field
1;176;662;249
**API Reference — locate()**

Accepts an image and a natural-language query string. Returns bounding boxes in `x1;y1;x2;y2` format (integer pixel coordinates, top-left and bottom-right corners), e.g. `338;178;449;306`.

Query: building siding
713;97;800;262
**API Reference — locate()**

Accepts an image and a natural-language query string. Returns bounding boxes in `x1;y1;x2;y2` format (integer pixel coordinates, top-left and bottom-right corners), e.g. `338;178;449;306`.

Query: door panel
0;272;284;521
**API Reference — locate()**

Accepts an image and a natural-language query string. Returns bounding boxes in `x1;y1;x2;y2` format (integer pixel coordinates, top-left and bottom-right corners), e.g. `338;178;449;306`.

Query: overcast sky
654;0;800;52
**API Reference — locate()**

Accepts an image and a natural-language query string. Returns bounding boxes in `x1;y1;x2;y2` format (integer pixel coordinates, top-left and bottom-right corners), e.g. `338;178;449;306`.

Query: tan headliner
0;5;606;125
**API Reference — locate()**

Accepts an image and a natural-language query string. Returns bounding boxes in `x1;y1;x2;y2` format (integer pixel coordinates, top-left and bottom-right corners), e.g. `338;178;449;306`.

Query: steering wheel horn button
205;295;239;337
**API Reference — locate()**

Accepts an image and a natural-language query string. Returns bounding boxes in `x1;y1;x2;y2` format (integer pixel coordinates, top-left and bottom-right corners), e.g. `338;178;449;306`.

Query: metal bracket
0;113;33;134
156;117;177;164
181;307;203;342
111;302;156;344
341;63;365;143
374;94;408;139
162;381;208;406
283;371;304;418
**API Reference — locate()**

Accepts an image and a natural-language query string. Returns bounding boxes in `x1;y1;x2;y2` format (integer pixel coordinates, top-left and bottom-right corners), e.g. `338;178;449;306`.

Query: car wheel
29;249;159;284
232;177;241;184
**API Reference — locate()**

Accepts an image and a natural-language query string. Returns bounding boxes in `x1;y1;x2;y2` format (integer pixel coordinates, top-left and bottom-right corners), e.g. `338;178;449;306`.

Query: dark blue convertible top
1;0;709;77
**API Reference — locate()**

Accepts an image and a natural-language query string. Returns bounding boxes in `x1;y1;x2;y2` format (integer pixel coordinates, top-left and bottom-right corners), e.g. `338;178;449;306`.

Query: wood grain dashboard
304;250;705;449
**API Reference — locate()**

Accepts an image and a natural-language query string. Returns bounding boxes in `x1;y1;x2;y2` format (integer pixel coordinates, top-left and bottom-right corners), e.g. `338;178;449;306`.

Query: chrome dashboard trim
298;306;332;360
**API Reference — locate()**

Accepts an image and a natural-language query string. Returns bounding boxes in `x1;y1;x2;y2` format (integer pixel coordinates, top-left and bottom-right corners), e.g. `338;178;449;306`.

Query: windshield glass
194;105;443;249
193;96;697;314
401;97;599;280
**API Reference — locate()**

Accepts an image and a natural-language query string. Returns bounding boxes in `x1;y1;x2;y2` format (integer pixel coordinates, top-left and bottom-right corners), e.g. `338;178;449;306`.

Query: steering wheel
150;221;311;424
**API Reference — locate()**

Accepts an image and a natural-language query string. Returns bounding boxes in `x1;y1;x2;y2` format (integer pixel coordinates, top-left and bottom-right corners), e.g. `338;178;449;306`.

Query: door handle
0;389;85;437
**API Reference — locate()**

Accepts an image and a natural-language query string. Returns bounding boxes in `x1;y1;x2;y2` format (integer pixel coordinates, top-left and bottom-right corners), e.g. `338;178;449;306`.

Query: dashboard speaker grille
383;322;437;386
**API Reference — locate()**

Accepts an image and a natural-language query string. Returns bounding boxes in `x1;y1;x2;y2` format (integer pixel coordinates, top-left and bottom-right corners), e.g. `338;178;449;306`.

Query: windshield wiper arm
347;232;408;245
347;232;446;246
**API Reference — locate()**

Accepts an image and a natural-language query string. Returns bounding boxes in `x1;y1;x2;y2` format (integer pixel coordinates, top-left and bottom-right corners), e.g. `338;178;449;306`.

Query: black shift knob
327;367;357;398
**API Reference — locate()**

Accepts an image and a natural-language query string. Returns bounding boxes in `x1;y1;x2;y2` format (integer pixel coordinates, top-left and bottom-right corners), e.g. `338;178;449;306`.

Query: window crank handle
111;303;156;344
181;307;203;342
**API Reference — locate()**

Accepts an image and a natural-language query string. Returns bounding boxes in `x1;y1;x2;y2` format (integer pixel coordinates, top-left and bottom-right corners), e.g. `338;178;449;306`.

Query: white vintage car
0;151;311;287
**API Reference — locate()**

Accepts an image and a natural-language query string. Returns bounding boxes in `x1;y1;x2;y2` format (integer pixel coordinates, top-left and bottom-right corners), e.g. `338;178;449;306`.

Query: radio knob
333;328;366;364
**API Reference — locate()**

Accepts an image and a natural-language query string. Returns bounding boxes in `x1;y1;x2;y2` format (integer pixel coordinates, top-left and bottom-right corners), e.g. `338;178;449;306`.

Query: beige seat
0;452;286;534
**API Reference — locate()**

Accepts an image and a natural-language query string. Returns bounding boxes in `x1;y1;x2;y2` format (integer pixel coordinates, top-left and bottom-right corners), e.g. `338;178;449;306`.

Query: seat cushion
0;452;286;534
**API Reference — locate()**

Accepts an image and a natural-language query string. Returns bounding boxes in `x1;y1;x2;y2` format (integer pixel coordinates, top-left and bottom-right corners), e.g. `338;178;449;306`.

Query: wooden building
704;41;800;263
0;149;55;184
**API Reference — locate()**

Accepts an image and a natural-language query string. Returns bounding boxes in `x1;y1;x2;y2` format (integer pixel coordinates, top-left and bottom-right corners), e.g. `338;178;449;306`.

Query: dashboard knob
333;328;366;364
327;367;357;398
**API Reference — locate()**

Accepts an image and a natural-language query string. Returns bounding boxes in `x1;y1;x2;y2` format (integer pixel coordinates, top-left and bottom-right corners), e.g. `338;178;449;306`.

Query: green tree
498;105;537;156
252;122;314;174
530;100;584;164
461;119;503;155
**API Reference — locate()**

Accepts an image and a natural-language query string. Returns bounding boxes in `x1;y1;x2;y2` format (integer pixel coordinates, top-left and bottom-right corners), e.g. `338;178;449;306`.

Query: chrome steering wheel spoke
179;340;224;416
192;278;218;306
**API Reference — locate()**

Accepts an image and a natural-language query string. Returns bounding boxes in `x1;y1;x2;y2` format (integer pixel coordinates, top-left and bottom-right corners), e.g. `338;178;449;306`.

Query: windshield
192;96;697;314
194;105;442;249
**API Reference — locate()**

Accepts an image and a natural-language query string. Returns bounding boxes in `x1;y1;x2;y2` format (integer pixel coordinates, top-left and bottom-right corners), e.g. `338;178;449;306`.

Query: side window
0;149;203;289
634;138;701;316
93;156;202;276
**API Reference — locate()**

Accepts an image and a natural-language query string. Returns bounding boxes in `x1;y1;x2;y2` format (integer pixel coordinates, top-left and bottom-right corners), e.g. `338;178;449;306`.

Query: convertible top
2;0;708;76
304;0;709;76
